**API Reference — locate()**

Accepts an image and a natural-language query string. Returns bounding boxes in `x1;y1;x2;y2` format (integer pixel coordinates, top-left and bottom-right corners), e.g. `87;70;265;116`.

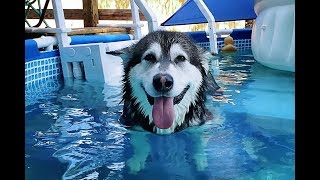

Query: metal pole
194;0;218;54
133;0;158;32
130;0;142;39
51;0;70;47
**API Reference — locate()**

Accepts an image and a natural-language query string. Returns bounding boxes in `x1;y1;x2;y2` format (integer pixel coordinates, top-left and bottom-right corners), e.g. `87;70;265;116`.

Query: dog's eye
144;54;156;62
175;55;186;62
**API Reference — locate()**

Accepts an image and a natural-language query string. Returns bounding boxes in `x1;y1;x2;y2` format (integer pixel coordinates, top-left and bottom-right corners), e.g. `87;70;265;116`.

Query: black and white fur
112;30;219;135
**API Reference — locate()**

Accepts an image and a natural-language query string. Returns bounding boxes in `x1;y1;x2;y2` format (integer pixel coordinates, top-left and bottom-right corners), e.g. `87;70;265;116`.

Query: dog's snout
153;74;174;92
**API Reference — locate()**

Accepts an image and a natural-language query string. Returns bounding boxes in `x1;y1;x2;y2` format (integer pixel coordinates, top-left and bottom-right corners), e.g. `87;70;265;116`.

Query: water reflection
213;50;295;135
25;50;294;179
27;79;127;179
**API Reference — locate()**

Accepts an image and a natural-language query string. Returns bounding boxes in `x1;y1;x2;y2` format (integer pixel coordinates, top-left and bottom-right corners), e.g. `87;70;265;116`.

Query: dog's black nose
153;74;174;92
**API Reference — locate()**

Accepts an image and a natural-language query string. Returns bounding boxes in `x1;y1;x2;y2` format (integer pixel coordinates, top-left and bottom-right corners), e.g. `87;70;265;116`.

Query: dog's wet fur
109;30;219;135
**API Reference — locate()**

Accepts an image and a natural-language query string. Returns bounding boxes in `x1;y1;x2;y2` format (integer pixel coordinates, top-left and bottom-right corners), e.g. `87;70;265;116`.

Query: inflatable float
251;0;295;72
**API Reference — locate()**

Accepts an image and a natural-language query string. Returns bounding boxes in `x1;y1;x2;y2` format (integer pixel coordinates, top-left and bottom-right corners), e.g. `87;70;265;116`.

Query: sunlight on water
25;49;294;180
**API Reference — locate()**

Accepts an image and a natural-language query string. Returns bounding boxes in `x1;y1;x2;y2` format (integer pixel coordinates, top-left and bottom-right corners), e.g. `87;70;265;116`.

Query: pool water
25;49;295;180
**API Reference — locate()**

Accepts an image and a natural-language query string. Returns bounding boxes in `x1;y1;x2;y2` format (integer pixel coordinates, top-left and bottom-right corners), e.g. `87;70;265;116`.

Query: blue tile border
25;78;62;106
24;38;251;87
25;56;62;86
197;39;251;51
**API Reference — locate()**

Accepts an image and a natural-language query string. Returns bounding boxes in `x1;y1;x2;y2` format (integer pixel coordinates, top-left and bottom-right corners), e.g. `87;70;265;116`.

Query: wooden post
82;0;99;27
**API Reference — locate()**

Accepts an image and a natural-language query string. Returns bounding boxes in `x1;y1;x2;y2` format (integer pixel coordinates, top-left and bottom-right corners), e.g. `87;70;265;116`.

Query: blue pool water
25;49;295;180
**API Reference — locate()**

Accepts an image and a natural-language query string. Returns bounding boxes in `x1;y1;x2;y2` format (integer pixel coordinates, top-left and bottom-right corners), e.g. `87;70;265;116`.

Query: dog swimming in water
106;30;221;173
109;30;220;135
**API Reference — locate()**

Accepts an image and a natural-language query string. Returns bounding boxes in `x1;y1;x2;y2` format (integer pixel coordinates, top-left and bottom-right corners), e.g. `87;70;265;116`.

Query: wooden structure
25;0;146;35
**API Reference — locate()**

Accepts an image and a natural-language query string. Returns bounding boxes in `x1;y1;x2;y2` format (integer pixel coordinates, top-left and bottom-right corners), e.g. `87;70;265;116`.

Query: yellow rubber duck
221;36;237;52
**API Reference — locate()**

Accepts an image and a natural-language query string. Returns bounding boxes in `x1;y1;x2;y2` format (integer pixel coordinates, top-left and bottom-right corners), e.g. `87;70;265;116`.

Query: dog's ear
196;46;220;75
106;44;136;62
196;46;212;74
196;46;221;93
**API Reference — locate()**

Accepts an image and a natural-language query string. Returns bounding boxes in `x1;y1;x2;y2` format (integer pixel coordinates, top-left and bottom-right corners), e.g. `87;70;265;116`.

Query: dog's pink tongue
152;97;175;129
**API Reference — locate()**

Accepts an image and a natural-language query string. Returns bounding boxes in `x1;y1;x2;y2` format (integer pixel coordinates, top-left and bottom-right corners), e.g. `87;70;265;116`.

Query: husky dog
111;30;219;135
107;30;220;173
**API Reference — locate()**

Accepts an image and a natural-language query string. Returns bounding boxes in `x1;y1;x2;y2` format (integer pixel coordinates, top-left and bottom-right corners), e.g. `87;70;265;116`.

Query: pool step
59;40;136;85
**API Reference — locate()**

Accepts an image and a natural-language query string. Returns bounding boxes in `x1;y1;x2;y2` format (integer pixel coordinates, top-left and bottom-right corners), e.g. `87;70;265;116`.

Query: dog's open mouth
142;85;190;129
143;85;190;105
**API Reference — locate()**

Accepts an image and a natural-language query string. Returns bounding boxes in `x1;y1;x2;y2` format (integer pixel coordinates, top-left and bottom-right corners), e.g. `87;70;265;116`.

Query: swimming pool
25;49;295;180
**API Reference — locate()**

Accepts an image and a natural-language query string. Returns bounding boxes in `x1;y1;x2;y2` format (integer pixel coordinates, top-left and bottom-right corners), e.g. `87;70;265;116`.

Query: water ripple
26;50;294;179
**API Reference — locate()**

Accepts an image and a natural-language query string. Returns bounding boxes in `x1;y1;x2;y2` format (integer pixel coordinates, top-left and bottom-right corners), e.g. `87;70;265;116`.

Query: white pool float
251;0;295;72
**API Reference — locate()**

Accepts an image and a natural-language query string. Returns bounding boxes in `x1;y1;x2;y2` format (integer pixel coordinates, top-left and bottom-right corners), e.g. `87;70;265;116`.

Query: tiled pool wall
25;78;62;106
25;56;62;87
197;38;251;51
24;39;251;85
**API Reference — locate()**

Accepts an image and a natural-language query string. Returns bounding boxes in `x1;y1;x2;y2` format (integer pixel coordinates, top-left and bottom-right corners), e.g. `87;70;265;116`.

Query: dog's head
112;31;216;134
